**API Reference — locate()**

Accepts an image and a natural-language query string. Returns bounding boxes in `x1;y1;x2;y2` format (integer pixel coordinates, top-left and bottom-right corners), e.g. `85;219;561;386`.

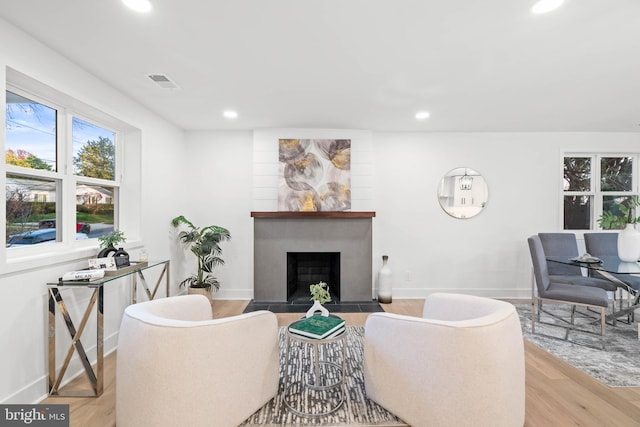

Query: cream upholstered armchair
116;295;279;427
363;293;525;427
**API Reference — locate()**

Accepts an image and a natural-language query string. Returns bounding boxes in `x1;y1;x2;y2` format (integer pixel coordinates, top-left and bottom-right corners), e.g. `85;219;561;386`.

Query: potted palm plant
171;215;231;299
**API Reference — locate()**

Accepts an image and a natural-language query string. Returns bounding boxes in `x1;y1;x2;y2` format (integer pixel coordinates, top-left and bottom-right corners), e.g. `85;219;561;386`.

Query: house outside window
5;86;119;247
563;154;638;230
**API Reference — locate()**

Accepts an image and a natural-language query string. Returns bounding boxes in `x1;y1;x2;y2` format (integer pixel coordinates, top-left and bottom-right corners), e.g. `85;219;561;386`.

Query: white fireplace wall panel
254;218;372;302
252;129;374;212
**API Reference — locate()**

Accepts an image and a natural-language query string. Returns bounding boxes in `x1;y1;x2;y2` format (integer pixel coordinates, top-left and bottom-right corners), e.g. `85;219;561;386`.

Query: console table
46;260;170;397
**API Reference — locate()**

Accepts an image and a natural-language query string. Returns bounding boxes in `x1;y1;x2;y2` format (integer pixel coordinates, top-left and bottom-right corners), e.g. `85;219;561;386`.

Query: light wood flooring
41;299;640;427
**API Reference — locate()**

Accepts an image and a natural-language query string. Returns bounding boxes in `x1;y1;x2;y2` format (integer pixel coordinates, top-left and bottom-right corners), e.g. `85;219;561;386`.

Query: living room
1;1;639;426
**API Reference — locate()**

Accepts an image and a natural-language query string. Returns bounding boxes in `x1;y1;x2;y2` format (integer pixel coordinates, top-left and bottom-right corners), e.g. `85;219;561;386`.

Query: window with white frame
563;154;638;230
5;86;119;248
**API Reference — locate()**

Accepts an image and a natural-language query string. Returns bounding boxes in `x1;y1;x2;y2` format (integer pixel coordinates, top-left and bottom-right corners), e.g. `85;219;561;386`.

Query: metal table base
283;328;347;417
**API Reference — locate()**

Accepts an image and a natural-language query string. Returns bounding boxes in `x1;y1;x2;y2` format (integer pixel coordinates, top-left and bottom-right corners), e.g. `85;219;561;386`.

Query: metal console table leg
47;259;170;397
48;285;103;397
132;261;170;304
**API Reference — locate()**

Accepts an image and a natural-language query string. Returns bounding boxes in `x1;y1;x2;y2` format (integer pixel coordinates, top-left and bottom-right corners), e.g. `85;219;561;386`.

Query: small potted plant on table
96;230;130;269
306;281;332;318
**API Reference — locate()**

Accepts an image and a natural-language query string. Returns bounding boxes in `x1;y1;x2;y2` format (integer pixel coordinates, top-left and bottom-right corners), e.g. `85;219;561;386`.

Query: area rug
240;326;408;427
516;304;640;387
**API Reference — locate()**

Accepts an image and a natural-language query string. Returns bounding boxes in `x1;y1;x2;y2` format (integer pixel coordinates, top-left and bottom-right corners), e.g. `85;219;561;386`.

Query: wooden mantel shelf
251;211;375;218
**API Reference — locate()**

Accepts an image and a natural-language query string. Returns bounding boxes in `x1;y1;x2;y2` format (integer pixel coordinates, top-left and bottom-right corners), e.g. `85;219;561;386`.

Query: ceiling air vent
146;73;179;89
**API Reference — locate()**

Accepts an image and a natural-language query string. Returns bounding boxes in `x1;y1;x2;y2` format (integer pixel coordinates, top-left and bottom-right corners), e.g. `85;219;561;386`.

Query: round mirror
437;167;488;219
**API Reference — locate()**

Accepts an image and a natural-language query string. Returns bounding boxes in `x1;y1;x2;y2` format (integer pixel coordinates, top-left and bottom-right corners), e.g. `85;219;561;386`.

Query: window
563;154;638;230
5;85;120;248
5;91;57;171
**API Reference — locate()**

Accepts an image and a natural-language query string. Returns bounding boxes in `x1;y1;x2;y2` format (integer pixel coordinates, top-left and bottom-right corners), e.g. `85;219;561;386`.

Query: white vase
617;223;640;262
306;300;330;318
377;255;392;304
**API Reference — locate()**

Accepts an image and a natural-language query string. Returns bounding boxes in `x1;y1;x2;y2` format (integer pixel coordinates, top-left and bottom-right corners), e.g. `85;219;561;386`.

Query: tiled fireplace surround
252;212;374;302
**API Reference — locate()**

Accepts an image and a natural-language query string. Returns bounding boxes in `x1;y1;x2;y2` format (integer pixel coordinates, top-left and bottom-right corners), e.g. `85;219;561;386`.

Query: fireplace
252;212;374;302
287;252;340;302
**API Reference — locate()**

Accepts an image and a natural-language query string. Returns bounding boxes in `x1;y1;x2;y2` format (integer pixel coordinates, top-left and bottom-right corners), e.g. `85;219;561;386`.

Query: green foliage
76;212;114;224
98;230;126;248
600;157;633;192
310;281;332;303
171;215;231;291
5;149;53;171
597;196;640;229
73;137;115;180
564;157;591;192
76;203;114;216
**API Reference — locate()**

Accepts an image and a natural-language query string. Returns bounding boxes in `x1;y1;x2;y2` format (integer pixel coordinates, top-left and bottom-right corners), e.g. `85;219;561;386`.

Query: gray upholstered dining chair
538;232;617;292
584;232;640;293
528;235;609;341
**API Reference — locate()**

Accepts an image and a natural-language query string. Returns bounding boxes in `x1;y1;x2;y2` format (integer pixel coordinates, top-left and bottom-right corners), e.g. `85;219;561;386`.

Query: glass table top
546;255;640;274
47;260;169;287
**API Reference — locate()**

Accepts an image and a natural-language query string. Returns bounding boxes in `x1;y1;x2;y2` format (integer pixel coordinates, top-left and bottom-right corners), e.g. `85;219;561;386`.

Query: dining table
546;255;640;325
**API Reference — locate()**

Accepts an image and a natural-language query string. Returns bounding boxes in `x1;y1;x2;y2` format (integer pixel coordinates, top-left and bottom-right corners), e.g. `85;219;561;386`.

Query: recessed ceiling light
223;111;238;119
415;111;430;120
531;0;564;15
122;0;152;13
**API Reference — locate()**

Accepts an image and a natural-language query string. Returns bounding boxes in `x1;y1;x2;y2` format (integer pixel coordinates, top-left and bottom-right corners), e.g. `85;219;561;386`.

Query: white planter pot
617;224;640;262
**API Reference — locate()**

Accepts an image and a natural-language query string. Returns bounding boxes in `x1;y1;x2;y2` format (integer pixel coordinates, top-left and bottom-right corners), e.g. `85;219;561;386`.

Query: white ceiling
1;0;639;132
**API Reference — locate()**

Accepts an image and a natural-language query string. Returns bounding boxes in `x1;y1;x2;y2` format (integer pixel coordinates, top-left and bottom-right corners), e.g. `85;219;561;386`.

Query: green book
288;315;345;339
290;326;345;340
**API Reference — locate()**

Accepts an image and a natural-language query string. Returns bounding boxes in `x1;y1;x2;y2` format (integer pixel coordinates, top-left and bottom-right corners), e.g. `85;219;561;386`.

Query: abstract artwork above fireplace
278;138;351;212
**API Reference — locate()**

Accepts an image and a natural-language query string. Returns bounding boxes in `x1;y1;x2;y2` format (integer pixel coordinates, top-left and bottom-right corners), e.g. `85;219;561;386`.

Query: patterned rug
240;327;408;427
516;304;640;387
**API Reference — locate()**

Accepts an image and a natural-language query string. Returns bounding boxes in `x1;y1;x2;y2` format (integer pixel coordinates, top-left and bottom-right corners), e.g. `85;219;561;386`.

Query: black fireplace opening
287;252;340;303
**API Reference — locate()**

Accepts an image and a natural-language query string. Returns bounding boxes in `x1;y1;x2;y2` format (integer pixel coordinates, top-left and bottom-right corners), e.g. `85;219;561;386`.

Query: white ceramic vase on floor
377;255;392;304
617;223;640;262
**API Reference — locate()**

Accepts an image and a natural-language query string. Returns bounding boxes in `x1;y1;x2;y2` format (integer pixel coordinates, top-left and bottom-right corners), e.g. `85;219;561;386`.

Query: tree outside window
563;155;638;230
5;89;119;247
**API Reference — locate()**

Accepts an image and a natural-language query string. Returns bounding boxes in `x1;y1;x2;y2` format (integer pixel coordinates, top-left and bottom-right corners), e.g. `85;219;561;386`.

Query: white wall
374;132;640;298
178;131;254;299
184;130;640;303
0;19;185;404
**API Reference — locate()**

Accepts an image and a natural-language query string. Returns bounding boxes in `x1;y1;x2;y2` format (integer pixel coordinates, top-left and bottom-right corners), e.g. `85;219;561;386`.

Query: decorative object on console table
306;281;332;317
377;255;392;303
171;215;231;300
60;269;105;282
96;230;130;267
597;196;640;262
